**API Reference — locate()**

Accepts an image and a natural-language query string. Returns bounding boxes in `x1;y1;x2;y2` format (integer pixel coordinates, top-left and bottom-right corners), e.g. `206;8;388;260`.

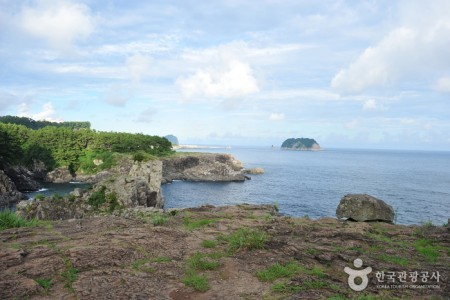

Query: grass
415;239;440;262
182;270;210;292
131;259;155;273
152;213;168;226
377;254;409;266
201;239;218;248
36;278;53;293
187;252;221;271
183;216;216;231
257;262;304;282
61;266;79;293
257;262;326;283
151;256;172;263
271;280;326;293
224;228;268;253
0;210;38;231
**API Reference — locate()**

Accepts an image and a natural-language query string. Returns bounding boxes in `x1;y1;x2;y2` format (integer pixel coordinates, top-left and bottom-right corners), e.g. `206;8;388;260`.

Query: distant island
281;138;321;151
164;134;179;145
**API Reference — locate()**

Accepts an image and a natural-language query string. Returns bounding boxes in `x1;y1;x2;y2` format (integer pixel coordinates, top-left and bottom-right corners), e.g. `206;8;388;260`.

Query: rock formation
100;159;164;209
336;194;395;223
245;167;265;175
161;153;246;183
0;170;26;207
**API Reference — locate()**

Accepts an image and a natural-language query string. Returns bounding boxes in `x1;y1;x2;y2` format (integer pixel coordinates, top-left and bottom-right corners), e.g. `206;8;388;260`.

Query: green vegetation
377;254;409;266
281;137;319;150
187;252;221;271
256;261;304;282
257;261;325;282
183;214;216;231
182;270;210;292
0;116;173;172
87;186;121;212
0;115;90;130
152;213;168;226
131;259;155;273
35;278;53;293
223;228;268;253
0;210;38;231
415;239;440;262
61;265;78;293
151;256;172;263
201;239;218;248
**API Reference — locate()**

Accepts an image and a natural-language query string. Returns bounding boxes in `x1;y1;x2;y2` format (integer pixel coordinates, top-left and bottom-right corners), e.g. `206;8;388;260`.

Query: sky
1;0;450;150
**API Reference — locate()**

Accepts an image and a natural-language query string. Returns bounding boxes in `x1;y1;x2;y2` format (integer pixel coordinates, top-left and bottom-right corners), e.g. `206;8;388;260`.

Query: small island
281;137;321;151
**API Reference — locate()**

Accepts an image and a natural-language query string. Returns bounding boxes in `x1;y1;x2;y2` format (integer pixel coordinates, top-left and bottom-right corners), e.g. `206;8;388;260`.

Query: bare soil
0;204;448;299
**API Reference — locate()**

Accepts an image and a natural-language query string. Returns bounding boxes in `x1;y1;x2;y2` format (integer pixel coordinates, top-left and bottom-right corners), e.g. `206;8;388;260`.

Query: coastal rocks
45;167;74;183
245;167;265;175
16;198;91;220
0;170;26;207
4;166;41;191
161;153;246;183
336;194;395;223
100;159;164;209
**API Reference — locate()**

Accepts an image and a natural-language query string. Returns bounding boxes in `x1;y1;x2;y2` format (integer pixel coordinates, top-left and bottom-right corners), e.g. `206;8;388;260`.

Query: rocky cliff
161;153;246;183
0;170;26;207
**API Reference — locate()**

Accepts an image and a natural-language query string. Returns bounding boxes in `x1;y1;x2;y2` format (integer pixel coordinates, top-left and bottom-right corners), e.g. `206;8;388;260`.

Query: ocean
162;147;450;225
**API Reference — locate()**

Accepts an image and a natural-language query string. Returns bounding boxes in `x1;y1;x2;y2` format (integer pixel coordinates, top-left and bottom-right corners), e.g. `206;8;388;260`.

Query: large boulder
336;194;394;223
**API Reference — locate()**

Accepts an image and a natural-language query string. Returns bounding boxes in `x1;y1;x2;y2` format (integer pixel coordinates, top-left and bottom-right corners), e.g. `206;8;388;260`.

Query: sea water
162;147;450;225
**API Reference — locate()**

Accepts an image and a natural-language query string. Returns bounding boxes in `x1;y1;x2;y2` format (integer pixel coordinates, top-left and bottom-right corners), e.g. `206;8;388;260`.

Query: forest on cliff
0;116;173;173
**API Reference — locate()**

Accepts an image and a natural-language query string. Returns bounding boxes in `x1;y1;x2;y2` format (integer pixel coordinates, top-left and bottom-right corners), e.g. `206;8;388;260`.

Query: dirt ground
0;204;448;299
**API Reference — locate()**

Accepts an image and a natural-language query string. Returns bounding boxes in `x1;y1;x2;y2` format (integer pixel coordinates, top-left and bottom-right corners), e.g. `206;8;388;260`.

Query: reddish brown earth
0;204;448;299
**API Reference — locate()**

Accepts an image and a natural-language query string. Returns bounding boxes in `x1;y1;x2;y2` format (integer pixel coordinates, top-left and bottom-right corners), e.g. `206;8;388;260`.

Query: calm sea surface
162;147;450;225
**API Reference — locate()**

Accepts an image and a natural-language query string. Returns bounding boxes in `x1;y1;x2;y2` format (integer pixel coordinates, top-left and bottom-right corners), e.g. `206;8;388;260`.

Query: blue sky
1;0;449;149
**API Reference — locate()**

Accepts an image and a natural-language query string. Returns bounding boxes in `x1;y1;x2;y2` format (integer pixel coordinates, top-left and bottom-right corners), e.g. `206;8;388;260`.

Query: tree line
0;117;172;172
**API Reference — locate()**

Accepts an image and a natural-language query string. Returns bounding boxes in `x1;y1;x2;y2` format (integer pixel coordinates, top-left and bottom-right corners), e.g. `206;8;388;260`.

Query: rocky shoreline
0;153;250;212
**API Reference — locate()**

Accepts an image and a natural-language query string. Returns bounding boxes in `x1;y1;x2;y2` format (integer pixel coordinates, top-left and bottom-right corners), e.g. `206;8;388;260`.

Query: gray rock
100;159;164;209
245;167;265;175
0;170;26;206
336;194;394;223
45;167;74;183
161;153;246;182
5;166;41;191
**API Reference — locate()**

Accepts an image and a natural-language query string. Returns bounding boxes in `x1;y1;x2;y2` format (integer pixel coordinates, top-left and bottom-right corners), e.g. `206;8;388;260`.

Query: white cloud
135;107;157;123
331;1;450;94
434;76;450;93
20;0;94;50
18;102;62;122
362;99;385;111
126;54;151;83
269;113;285;121
105;85;131;107
177;59;259;100
345;119;359;129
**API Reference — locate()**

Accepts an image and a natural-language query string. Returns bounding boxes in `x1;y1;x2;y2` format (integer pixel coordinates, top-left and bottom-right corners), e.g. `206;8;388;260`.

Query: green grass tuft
152;213;168;226
183;216;216;231
61;266;78;293
226;228;267;253
257;262;304;282
187;252;221;271
36;278;53;293
182;270;210;292
415;239;440;262
378;254;409;266
0;210;38;231
201;239;218;248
